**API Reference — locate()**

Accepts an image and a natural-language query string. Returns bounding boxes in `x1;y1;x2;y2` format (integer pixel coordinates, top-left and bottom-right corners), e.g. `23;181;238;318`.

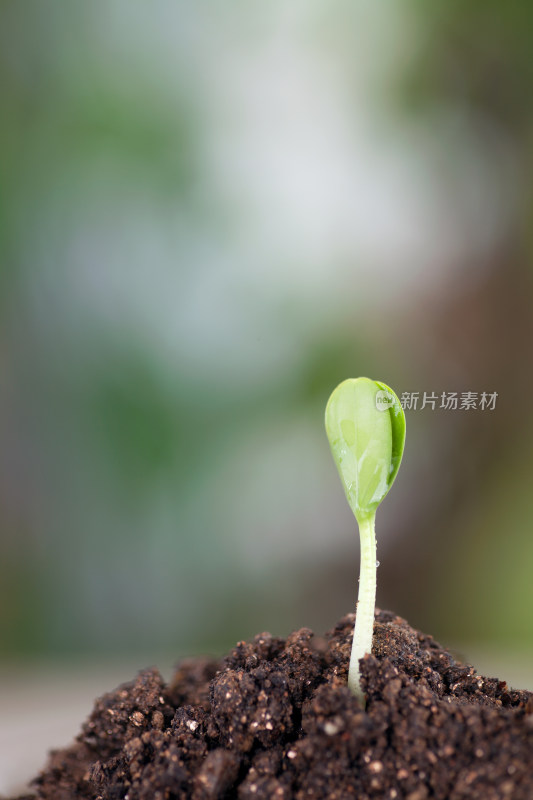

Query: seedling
325;378;406;705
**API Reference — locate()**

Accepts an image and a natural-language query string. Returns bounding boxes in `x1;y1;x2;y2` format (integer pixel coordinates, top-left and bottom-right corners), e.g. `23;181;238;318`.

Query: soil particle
6;610;532;800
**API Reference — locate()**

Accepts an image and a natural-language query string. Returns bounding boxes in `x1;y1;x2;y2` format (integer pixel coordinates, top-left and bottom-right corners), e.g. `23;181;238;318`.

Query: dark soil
7;610;533;800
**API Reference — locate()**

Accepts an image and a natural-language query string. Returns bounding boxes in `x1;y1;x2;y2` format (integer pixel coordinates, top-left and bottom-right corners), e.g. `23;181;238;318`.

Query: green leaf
325;377;406;523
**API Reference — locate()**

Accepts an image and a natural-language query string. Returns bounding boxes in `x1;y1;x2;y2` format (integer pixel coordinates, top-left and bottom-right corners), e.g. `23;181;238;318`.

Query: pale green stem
348;513;376;706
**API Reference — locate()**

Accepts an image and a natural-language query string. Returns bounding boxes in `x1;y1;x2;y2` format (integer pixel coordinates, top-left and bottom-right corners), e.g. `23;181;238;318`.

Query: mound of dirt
8;610;533;800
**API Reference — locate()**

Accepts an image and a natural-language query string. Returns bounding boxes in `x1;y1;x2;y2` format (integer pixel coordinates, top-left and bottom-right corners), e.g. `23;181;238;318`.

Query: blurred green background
1;1;532;680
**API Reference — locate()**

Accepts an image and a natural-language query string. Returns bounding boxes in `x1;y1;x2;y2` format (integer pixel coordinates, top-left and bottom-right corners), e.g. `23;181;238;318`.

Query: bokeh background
1;1;533;792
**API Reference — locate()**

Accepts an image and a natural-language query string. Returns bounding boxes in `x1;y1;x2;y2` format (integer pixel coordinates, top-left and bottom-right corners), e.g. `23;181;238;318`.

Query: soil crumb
7;610;533;800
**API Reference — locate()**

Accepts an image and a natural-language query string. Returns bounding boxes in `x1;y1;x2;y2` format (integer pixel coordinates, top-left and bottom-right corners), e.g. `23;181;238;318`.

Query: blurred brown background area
0;1;532;762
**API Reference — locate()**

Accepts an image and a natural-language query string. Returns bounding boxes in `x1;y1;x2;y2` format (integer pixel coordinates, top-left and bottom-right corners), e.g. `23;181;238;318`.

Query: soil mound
9;610;533;800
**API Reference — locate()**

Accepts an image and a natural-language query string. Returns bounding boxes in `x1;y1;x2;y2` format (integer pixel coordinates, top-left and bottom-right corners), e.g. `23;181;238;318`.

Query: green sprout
325;377;406;705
